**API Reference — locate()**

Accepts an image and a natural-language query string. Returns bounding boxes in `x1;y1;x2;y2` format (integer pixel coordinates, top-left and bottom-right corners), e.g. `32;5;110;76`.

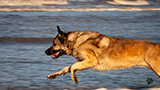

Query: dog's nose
45;49;51;55
45;50;48;55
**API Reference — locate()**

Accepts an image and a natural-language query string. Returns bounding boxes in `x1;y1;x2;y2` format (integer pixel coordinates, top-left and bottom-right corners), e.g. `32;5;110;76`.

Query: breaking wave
106;0;160;5
0;0;160;6
0;0;160;12
0;0;68;6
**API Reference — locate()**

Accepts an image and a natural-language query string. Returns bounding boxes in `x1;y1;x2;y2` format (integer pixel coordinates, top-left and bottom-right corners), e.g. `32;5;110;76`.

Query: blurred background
0;0;160;90
0;0;160;6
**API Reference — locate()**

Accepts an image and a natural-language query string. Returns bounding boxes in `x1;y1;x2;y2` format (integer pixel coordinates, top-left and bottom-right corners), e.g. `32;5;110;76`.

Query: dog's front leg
70;50;98;84
48;66;70;79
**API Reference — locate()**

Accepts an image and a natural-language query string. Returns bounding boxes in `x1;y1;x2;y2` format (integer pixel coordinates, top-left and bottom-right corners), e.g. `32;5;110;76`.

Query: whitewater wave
0;0;68;6
106;0;149;5
0;0;160;6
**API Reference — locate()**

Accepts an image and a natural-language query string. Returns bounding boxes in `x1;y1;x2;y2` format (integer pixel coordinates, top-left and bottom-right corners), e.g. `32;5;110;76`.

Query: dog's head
45;26;68;59
45;26;80;60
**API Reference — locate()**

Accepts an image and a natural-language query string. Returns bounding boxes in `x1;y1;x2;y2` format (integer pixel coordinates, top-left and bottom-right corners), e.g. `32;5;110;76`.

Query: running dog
45;26;160;84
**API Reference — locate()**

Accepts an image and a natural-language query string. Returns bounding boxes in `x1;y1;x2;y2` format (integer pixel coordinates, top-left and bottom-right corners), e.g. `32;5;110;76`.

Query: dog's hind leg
149;61;160;78
70;50;98;84
47;66;71;79
146;63;160;78
145;48;160;78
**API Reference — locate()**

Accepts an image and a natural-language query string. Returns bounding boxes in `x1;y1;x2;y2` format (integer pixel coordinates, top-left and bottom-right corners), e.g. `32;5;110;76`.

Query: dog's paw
47;74;59;79
73;77;79;84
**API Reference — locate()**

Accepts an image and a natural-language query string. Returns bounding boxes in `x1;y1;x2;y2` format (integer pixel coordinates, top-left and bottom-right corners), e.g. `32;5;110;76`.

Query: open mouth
45;49;66;60
52;52;60;59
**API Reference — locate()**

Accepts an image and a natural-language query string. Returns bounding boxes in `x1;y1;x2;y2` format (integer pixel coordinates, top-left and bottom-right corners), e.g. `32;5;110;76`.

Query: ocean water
0;0;160;90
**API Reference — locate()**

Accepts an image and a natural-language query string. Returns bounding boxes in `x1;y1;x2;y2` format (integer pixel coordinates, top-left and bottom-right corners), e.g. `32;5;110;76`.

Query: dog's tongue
52;52;59;59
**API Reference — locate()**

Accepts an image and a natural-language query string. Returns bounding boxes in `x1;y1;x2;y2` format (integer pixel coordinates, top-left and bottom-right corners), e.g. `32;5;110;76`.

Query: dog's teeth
52;52;59;59
52;55;55;58
57;52;59;55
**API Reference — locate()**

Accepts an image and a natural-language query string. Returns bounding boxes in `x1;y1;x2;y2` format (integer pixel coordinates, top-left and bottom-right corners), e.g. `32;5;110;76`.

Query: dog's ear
57;26;67;43
57;26;64;36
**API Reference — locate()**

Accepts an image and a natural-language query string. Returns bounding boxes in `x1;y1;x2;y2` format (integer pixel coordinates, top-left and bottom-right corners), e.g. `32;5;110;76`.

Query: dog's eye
53;43;56;46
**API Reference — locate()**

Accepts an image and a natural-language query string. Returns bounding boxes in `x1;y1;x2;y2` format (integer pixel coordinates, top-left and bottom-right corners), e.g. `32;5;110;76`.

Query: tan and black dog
45;26;160;84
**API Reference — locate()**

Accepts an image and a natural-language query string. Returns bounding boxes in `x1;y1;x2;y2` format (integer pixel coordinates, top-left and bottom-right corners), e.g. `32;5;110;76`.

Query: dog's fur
45;26;160;84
